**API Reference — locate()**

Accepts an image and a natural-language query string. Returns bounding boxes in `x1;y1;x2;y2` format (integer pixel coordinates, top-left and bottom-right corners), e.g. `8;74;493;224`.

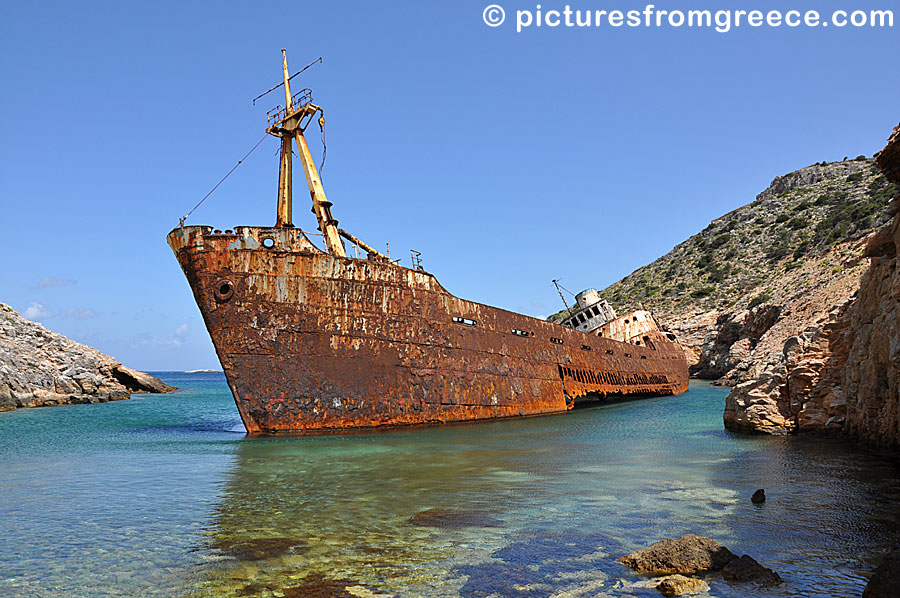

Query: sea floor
1;374;898;597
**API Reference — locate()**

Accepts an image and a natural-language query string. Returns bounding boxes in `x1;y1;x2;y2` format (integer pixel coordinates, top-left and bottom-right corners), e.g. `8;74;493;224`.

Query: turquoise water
1;375;898;598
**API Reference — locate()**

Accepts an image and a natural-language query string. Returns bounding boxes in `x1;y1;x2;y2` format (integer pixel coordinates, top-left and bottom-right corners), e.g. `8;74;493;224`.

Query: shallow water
1;374;898;597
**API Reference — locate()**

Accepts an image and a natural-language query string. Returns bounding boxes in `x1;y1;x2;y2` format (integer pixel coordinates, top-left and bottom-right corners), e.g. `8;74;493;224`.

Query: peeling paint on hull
168;225;689;434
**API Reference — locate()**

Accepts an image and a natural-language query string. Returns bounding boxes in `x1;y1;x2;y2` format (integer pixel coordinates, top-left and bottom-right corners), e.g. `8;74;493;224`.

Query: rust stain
167;225;689;434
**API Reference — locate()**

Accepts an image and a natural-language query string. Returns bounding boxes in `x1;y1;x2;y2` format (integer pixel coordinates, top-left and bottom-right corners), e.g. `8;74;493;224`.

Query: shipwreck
167;51;689;433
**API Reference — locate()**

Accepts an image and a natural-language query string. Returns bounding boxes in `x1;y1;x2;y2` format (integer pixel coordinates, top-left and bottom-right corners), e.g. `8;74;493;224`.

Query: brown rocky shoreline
722;124;900;450
0;302;175;411
593;123;900;453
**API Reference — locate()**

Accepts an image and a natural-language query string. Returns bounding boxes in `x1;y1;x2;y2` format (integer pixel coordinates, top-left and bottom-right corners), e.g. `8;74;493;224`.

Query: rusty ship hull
168;225;689;434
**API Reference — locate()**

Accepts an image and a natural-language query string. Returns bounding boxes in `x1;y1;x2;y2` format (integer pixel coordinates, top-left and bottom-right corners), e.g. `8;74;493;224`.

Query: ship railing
300;228;368;261
266;88;314;126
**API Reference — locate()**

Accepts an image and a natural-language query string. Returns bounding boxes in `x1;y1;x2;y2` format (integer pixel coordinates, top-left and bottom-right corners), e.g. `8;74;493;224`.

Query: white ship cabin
562;289;617;333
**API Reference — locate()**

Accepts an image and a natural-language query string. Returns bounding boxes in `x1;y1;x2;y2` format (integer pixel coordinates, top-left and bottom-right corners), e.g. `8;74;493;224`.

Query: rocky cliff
554;156;897;389
723;124;900;449
0;303;176;411
566;125;900;450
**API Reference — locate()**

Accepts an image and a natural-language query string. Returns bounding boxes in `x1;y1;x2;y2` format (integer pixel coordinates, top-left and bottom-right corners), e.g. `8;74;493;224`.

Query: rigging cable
180;134;269;226
556;281;578;297
251;57;323;105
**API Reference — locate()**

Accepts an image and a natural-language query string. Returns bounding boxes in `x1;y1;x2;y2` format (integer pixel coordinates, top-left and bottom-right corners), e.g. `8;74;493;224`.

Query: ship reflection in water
187;383;900;598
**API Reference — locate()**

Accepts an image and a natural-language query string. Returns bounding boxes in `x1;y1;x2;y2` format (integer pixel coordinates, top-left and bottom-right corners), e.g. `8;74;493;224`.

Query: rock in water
863;549;900;598
619;534;736;575
751;489;766;504
407;508;502;528
112;364;175;394
656;575;708;596
0;302;176;411
721;555;783;586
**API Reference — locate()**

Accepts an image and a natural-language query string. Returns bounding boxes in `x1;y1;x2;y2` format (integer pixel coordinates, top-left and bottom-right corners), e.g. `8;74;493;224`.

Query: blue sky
1;1;896;371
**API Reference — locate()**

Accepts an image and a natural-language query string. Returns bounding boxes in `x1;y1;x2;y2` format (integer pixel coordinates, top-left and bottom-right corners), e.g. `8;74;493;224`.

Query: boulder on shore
618;534;736;575
0;302;176;411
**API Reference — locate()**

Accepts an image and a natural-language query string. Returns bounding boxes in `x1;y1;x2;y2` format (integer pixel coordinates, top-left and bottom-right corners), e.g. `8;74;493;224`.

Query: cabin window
641;355;647;359
591;306;599;316
666;333;677;341
635;340;641;345
550;337;564;345
624;318;630;324
452;316;477;326
577;314;585;324
606;349;614;355
581;344;591;351
511;329;531;337
597;331;603;337
261;236;276;248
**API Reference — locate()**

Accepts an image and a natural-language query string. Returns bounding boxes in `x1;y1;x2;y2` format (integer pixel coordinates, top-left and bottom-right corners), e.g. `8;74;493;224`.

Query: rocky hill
725;124;900;448
0;303;176;411
568;157;899;385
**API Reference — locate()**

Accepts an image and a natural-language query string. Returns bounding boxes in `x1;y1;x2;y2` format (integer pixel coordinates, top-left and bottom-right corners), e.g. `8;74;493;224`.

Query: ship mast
268;49;345;257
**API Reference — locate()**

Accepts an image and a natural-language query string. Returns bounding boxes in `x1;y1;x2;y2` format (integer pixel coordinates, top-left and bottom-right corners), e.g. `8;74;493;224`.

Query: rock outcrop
723;298;854;435
0;303;175;411
722;124;900;449
618;534;736;575
583;156;896;386
619;534;782;590
721;555;783;586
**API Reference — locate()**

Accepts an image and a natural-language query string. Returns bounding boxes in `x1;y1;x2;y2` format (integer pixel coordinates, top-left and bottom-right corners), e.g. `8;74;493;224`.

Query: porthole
214;279;234;302
261;236;276;248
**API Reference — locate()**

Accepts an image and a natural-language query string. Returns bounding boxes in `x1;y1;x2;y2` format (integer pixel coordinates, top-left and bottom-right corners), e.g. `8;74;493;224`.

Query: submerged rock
655;574;708;596
618;534;735;575
751;489;766;504
721;555;783;586
863;549;900;598
281;573;358;598
407;508;502;529
216;536;306;561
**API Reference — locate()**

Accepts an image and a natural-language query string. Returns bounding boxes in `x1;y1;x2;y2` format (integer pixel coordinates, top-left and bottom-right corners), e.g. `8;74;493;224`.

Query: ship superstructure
560;289;618;333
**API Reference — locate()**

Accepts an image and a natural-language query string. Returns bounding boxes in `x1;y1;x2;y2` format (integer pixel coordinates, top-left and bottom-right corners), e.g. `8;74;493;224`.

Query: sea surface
1;374;898;598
